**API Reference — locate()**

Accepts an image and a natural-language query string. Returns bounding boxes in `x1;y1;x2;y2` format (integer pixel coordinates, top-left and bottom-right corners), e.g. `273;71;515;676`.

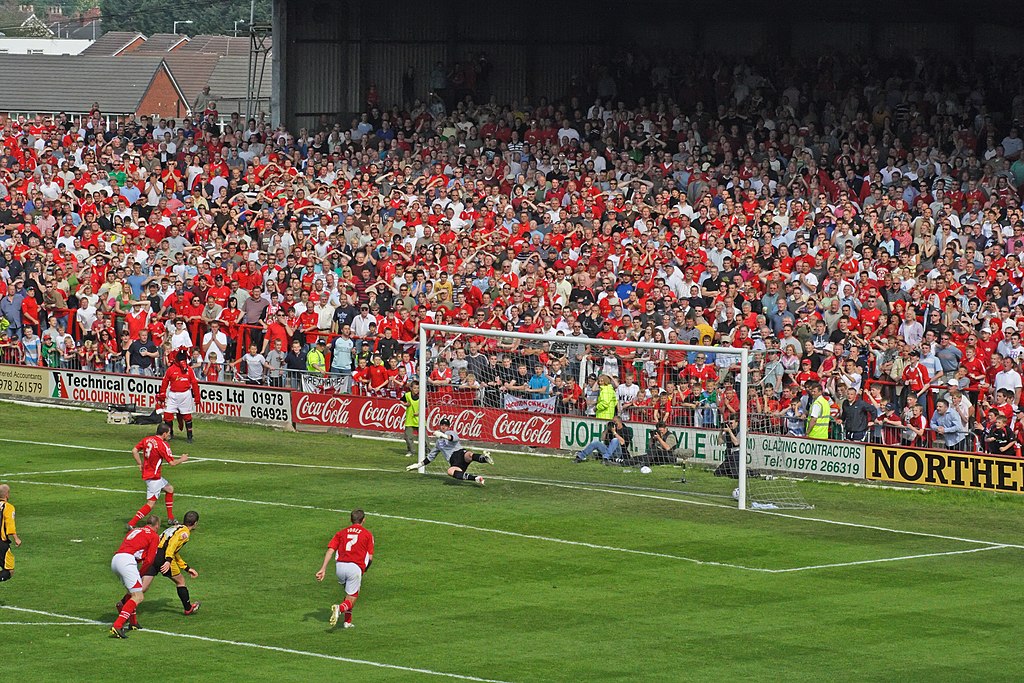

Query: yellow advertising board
867;445;1024;493
0;365;50;398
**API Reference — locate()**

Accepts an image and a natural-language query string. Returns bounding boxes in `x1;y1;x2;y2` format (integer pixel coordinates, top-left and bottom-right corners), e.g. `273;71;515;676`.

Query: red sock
344;611;352;624
129;611;139;626
339;599;352;613
113;599;137;629
177;415;185;429
165;492;174;520
129;502;154;526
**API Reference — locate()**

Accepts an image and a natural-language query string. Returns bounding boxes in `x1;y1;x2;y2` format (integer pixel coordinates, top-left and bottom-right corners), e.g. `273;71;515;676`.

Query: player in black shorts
405;418;493;484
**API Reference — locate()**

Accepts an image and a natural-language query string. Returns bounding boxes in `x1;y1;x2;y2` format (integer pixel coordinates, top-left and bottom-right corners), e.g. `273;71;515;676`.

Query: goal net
415;323;811;510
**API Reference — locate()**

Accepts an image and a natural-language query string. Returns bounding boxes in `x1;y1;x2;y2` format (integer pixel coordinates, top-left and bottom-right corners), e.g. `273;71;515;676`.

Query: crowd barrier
3;362;1021;494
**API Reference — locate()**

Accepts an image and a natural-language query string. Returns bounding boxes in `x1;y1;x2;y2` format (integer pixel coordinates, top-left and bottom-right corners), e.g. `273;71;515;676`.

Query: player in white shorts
335;562;362;595
159;348;202;443
109;516;161;638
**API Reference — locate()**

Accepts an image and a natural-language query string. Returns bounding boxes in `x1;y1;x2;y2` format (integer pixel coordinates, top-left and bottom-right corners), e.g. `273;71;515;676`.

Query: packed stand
1;51;1024;455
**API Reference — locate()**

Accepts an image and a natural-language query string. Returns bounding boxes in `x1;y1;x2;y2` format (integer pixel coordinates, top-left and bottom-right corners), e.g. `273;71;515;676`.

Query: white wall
0;38;91;55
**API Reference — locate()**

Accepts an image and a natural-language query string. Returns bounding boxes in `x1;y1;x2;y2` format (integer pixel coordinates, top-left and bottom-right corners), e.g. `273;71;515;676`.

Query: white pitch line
6;435;1024;556
188;456;394;474
749;508;1024;550
761;544;1012;573
6;478;768;572
0;465;139;477
0;606;513;683
351;433;569;458
0;397;103;412
0;437;127;453
0;621;99;626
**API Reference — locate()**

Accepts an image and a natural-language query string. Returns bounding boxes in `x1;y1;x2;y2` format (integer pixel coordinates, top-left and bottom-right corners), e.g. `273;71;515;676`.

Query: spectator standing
930;398;967;450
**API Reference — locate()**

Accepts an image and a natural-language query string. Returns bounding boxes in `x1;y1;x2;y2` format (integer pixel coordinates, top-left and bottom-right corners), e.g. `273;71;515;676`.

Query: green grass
1;402;1023;682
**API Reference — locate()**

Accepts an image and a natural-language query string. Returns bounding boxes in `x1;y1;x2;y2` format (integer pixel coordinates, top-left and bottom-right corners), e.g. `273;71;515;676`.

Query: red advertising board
291;392;561;449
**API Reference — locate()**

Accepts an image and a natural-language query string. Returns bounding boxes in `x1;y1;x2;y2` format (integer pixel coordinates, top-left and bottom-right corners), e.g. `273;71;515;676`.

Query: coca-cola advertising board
292;393;561;449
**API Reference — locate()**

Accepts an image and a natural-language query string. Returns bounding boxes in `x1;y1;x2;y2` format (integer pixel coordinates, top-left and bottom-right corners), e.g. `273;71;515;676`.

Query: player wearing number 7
404;417;493;484
128;423;189;529
316;509;374;629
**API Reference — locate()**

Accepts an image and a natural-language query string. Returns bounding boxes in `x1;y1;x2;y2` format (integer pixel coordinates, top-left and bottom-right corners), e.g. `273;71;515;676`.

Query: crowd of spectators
1;51;1024;454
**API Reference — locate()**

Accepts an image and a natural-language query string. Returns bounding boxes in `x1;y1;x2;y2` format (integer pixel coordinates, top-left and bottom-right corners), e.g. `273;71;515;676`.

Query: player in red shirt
159;348;202;442
128;423;189;529
109;515;161;638
316;509;375;629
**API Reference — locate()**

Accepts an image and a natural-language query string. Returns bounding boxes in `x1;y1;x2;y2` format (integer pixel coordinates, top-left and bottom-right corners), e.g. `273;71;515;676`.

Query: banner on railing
502;395;557;414
559;417;866;479
23;367;294;424
301;373;348;394
291;392;561;449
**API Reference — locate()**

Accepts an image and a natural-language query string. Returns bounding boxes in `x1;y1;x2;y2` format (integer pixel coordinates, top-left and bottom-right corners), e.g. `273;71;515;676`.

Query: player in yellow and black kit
0;484;21;581
141;510;201;614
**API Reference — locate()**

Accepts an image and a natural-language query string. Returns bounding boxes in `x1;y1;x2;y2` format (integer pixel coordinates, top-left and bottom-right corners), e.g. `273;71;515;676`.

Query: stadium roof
0;54;183;114
79;31;144;56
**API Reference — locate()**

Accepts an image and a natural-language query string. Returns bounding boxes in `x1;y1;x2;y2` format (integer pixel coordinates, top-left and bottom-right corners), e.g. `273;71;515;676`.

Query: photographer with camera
714;417;742;478
572;415;633;464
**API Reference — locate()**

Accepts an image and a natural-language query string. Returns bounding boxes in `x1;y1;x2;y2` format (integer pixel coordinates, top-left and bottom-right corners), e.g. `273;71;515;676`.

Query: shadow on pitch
303;608;341;632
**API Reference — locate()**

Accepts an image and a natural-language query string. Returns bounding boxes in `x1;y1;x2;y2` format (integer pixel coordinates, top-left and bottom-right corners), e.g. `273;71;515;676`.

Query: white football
639;466;652;474
732;487;740;500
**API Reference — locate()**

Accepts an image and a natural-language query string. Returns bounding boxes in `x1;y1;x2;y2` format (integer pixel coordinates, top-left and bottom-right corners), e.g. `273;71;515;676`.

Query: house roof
179;34;254;57
0;6;51;36
0;54;184;114
207;55;272;103
163;52;220;108
49;17;103;41
79;30;143;56
132;33;188;53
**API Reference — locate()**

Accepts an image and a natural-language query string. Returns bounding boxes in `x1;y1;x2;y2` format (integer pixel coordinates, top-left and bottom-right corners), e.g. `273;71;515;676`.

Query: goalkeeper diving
405;417;494;485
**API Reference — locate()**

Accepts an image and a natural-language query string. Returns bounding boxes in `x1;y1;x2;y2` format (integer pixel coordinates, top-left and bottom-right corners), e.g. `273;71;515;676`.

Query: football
639;466;652;474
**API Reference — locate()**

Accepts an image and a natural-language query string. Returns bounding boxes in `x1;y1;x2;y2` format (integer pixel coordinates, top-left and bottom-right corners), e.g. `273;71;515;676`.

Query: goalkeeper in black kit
405;418;494;485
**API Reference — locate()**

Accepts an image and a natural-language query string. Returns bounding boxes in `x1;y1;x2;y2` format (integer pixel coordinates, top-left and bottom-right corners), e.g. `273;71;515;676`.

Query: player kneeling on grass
110;515;161;639
128;423;189;529
316;509;375;629
140;510;201;616
405;417;493;485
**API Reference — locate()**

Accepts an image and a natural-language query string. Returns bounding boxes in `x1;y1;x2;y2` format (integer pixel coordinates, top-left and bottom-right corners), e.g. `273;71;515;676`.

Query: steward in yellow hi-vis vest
805;382;831;439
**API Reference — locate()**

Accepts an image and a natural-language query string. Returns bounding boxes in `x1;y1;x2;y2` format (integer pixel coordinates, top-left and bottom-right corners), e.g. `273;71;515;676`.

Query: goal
414;323;810;510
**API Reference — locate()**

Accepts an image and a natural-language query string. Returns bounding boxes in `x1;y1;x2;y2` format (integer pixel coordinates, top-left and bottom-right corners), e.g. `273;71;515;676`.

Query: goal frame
417;322;750;509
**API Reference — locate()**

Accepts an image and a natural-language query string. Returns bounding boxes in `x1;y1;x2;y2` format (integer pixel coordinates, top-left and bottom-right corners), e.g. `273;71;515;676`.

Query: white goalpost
417;323;755;509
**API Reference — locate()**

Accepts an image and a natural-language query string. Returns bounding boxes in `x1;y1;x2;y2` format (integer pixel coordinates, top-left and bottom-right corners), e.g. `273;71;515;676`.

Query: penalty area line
0;437;127;453
0;465;140;477
762;544;1012;573
5;478;770;572
0;621;99;626
0;606;512;683
8;435;1024;557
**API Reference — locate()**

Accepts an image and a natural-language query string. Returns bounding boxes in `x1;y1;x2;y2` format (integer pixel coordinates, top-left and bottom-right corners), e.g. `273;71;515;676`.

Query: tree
99;0;270;37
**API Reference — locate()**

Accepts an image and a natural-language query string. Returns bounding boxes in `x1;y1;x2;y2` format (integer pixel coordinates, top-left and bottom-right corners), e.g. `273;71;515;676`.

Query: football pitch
2;402;1023;682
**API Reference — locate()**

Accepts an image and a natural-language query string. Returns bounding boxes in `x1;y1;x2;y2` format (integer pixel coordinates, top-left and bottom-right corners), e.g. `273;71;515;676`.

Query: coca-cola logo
295;395;352;425
492;413;556;445
427;408;484;439
358;400;405;431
